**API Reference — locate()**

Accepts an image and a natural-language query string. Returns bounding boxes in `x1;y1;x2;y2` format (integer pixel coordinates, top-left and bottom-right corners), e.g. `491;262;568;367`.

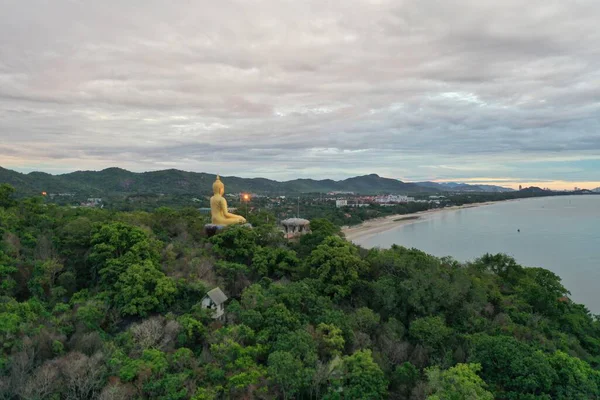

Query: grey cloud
0;0;599;184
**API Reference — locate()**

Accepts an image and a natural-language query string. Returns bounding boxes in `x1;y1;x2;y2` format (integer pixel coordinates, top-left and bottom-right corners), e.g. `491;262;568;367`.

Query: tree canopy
1;184;599;399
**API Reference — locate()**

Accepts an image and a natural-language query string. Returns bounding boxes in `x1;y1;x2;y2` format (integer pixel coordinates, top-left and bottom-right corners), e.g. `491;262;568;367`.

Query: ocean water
355;195;600;313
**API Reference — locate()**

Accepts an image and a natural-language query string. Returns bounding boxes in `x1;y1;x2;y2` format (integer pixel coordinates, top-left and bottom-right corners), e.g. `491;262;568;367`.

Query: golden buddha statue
210;175;246;225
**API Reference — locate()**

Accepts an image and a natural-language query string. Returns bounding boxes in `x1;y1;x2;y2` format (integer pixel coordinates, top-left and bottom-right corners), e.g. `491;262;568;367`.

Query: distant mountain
519;186;552;194
594;187;600;193
0;167;431;196
416;181;514;193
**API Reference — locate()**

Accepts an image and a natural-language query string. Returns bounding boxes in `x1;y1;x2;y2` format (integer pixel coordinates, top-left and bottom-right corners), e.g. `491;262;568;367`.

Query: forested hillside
0;167;429;196
1;182;600;399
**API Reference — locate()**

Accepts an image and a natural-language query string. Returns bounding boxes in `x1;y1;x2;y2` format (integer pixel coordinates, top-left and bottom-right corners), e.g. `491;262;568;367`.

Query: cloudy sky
1;0;599;189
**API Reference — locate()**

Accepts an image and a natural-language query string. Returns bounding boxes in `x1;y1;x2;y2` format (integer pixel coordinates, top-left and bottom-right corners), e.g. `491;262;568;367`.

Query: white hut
201;287;228;319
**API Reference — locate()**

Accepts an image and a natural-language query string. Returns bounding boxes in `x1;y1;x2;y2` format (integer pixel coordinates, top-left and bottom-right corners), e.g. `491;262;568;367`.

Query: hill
519;186;553;194
0;166;430;196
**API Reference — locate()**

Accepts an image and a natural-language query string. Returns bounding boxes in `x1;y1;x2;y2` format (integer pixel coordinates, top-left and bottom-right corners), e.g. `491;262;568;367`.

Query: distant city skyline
1;0;599;190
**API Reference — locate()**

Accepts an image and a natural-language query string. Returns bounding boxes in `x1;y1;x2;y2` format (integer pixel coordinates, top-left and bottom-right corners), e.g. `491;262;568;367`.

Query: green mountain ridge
0;166;430;195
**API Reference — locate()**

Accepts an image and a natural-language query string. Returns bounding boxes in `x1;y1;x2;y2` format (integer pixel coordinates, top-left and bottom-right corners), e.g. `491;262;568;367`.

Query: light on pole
242;193;250;218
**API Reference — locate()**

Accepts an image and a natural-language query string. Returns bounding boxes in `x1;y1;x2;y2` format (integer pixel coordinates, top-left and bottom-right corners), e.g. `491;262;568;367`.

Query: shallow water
355;195;600;313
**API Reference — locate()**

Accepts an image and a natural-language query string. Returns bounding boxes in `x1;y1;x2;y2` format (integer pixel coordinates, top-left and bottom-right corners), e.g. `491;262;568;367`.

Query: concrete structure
336;199;348;208
201;287;228;319
375;195;415;203
204;222;252;237
81;198;103;208
281;218;310;239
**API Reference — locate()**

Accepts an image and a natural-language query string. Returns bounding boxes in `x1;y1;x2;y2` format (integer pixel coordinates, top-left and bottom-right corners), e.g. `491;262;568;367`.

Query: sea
354;195;600;314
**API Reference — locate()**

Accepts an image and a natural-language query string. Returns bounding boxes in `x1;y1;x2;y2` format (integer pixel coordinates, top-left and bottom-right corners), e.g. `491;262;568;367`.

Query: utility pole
297;196;300;218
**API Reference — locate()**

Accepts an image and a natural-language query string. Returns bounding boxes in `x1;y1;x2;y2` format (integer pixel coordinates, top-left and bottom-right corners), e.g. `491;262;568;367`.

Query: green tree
251;246;299;278
215;261;249;297
89;222;160;286
393;362;419;398
336;349;388;400
316;323;345;360
0;184;16;208
350;307;381;334
114;260;177;316
76;297;109;330
426;363;493;400
409;316;453;351
268;351;309;399
296;218;342;256
469;334;557;398
516;267;569;316
210;325;267;397
209;225;258;264
474;253;524;288
305;236;367;299
547;350;600;399
0;250;17;296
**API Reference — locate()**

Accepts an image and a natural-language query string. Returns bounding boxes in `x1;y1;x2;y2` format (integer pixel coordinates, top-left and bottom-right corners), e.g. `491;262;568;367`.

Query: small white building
201;287;228;319
336;199;348;208
375;195;415;204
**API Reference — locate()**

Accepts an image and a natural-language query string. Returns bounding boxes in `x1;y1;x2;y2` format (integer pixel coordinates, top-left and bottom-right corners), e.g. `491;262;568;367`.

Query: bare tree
130;317;164;349
0;376;11;400
191;257;217;285
378;337;410;365
409;345;429;369
352;331;372;351
20;362;61;400
410;381;429;400
129;316;181;351
2;231;21;258
9;349;36;397
310;361;331;400
58;351;106;400
98;382;133;400
34;235;58;261
71;331;104;356
161;320;181;351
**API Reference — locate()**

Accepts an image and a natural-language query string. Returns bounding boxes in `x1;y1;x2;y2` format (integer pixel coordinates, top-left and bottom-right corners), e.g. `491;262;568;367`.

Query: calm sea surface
355;195;600;313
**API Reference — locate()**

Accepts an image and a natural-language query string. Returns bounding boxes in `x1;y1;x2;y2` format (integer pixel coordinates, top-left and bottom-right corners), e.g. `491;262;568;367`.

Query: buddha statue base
204;223;253;237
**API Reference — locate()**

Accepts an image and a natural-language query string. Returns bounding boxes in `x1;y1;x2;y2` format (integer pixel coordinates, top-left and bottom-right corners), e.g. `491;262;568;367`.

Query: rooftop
206;287;228;305
281;218;310;225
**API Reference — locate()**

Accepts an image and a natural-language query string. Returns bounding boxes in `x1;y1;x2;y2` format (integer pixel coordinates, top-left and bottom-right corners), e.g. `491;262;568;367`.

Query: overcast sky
1;0;599;189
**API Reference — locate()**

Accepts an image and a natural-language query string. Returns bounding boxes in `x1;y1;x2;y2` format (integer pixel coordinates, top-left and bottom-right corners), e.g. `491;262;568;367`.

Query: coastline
342;201;506;242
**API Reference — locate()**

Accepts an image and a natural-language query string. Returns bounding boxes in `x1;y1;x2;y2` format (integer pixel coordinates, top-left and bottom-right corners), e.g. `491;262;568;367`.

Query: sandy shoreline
342;201;502;242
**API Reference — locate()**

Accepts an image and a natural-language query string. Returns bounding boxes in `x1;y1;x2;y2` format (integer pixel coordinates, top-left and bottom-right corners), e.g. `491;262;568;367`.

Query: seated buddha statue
210;176;247;225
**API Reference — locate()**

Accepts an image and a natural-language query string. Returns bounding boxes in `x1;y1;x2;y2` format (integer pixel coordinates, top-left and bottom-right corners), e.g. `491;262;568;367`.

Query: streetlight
242;193;250;218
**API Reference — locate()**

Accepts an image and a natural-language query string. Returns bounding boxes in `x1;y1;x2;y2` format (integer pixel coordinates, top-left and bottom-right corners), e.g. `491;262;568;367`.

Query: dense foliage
1;184;600;399
0;168;426;197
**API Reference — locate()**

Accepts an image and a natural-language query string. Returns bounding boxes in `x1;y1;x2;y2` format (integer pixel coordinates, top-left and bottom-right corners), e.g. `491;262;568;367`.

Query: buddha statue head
212;175;225;196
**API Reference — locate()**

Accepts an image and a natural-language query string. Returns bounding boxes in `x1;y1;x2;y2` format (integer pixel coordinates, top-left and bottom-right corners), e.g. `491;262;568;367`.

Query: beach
342;201;498;242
